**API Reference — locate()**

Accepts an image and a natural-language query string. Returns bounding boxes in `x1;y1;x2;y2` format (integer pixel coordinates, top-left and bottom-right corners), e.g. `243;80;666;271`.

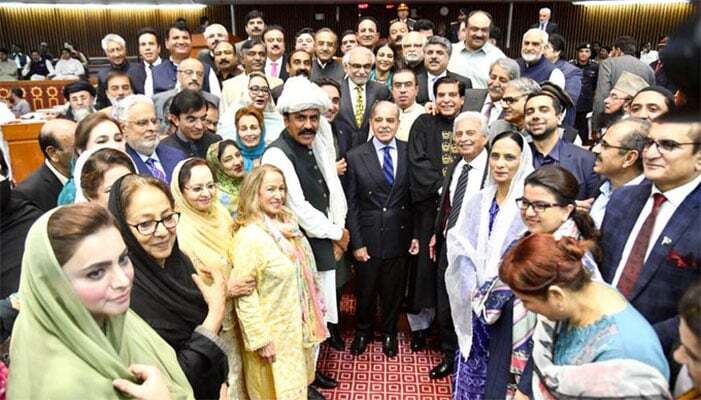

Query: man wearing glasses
490;77;540;137
600;71;650;133
589;118;648;227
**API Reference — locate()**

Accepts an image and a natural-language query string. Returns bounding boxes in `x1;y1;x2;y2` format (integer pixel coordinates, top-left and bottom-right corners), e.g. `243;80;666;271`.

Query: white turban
276;76;331;114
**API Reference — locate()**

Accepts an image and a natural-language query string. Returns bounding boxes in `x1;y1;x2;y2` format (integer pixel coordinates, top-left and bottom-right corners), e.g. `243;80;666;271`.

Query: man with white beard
516;29;565;89
401;31;427;74
114;95;186;183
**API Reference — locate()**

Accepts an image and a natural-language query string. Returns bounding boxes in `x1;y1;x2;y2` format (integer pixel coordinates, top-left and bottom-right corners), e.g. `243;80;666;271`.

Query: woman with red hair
500;233;671;398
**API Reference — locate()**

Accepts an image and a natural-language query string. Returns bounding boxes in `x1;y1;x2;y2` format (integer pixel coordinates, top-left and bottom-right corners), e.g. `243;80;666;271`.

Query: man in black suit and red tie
346;101;419;358
530;7;560;35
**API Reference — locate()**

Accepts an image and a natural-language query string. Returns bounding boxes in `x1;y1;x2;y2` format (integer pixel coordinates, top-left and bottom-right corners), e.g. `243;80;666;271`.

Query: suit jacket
416;70;472;105
530;21;560;34
600;181;701;355
152;58;213;95
153;88;220;132
346;140;413;259
96;62;134;109
532;141;600;200
462;88;489;112
128;58;164;95
15;163;63;212
125;143;186;183
336;78;392;148
310;58;345;84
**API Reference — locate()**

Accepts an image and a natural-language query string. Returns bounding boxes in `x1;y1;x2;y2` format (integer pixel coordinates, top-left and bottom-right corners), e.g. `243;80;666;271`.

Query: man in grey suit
416;36;471;105
462;58;520;130
336;46;392;147
592;36;655;131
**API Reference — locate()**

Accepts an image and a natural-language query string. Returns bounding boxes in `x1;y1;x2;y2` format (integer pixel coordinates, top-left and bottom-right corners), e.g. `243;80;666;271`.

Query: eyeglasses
178;69;204;77
594;138;634;151
515;197;565;213
349;63;372;71
129;212;180;236
184;182;217;194
606;92;631;102
248;85;270;94
129;117;158;127
501;94;527;105
643;137;701;154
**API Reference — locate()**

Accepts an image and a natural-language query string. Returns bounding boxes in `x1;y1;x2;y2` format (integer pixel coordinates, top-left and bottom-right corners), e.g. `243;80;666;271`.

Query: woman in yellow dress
232;164;328;400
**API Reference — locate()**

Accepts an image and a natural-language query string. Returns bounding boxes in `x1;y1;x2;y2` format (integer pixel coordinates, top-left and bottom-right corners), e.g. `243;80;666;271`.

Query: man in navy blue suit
128;27;164;97
600;114;701;363
114;94;185;183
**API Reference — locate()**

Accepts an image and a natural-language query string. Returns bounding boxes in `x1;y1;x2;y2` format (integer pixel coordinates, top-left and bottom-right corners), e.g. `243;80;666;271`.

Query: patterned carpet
317;294;454;400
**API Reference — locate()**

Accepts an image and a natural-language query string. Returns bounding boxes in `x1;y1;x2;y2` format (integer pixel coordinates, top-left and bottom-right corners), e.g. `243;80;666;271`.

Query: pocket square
666;249;700;270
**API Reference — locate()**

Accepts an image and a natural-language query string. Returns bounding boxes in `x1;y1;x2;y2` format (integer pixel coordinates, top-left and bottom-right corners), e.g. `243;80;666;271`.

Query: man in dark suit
318;78;353;174
346;101;418;358
97;33;133;110
526;89;600;200
336;46;392;147
263;25;289;82
530;7;560;34
600;115;701;364
115;95;186;183
311;28;345;85
15;119;76;211
161;90;222;159
416;36;471;105
129;27;164;97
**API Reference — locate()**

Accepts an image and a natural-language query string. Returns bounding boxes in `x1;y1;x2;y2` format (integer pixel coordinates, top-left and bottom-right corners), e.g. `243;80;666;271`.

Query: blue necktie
145;158;167;182
383;145;394;186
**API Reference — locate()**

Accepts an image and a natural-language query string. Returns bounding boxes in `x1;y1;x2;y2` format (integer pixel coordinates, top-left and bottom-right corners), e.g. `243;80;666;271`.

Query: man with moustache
400;32;426;74
388;21;409;47
102;71;133;112
600;71;650;132
128;27;163;97
340;30;358;55
161;89;222;158
198;23;229;68
426;111;489;378
448;10;505;89
212;41;240;82
235;10;266;56
392;69;425;141
153;58;219;133
336;46;392;147
96;34;132;109
491;77;540;136
114;94;185;183
61;80;97;122
407;77;465;377
416;36;471;105
271;49;312;102
263;25;288;81
517;29;565;89
463;58;520;130
590;118;647;227
263;76;349;397
311;28;345;84
357;17;380;50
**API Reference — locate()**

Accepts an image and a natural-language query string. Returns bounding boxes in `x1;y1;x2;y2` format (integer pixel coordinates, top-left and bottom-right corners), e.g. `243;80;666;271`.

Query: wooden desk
0;80;81;112
2;121;45;183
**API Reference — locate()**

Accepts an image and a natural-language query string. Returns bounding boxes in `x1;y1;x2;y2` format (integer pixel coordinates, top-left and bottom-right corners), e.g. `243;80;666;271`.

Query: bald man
16;119;76;211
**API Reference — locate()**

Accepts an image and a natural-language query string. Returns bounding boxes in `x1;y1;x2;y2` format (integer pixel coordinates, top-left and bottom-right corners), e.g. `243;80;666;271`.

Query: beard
600;109;625;129
522;51;542;64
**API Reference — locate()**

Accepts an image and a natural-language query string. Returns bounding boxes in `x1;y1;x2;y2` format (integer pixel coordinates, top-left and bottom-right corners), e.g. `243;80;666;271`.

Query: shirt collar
533;138;564;162
467;148;488;170
44;160;68;185
372;137;396;152
427;71;447;81
652;173;701;207
349;79;365;92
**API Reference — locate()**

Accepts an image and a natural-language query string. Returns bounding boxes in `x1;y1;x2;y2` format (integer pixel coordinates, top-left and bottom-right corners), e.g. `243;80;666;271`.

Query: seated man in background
61;80;97;122
52;47;85;80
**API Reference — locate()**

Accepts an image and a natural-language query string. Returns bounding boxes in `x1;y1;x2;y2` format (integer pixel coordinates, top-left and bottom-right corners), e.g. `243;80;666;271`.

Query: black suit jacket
346;140;414;259
530;22;560;34
416;71;472;105
15;163;63;212
336;79;392;148
128;58;164;95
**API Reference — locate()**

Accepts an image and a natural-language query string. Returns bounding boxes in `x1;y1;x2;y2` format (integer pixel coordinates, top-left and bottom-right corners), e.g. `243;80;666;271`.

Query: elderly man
590;118;647;227
592;36;656;131
530;7;559;34
336;46;392;147
491;77;541;136
392;69;425;141
153;22;220;97
464;58;520;129
53;47;85;80
388;20;409;46
629;86;675;122
128;27;163;97
357;17;380;50
114;94;185;183
407;76;465;378
448;10;505;89
61;80;97;122
600;71;650;131
311;28;345;84
213;41;239;82
153;58;219;133
263;25;287;81
96;34;131;109
16;119;76;211
235;10;266;55
417;36;471;104
198;23;229;67
517;29;565;89
161;89;222;158
401;31;427;73
262;76;348;397
346;102;417;358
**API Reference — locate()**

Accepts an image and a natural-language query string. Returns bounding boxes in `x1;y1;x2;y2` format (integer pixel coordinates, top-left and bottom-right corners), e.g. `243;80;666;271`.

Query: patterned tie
383;145;394;186
270;61;278;77
144;158;167;182
445;164;472;230
355;85;365;128
617;193;667;298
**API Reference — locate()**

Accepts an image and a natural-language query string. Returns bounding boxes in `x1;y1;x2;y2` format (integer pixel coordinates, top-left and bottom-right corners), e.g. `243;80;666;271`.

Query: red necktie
617;193;667;298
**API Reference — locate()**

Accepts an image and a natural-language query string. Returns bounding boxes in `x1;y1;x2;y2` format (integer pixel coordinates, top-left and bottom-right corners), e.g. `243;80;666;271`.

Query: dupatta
206;142;243;217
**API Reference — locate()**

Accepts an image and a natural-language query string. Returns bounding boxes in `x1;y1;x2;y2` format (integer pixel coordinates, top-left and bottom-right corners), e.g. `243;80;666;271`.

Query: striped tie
383;145;394;186
446;164;472;229
355;85;365;128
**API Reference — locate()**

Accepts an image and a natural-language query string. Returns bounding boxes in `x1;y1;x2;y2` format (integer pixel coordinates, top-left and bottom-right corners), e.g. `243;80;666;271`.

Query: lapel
341;79;354;123
360;141;392;193
417;73;429;103
632;182;701;299
362;83;374;125
394;141;408;191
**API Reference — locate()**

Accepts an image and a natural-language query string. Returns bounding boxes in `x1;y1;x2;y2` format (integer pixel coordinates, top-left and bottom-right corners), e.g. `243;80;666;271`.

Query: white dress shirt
427;71;447;103
397;102;426;142
372;137;398;177
612;174;701;286
449;148;487;204
53;58;85;78
45;160;68;185
591;174;645;228
480;96;503;126
144;57;162;98
447;41;505;89
134;147;166;176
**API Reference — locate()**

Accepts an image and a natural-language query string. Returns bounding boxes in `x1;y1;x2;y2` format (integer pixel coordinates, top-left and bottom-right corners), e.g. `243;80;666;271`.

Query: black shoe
326;325;345;351
313;371;338;389
308;385;326;400
350;334;369;355
410;329;428;352
429;357;454;379
382;335;398;358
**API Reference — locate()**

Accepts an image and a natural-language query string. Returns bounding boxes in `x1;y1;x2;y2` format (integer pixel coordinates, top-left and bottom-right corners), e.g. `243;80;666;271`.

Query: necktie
540;23;546;31
483;100;494;121
383;145;394;186
270;61;278;77
445;164;472;229
148;63;154;70
145;158;167;182
355;86;365;128
617;193;667;298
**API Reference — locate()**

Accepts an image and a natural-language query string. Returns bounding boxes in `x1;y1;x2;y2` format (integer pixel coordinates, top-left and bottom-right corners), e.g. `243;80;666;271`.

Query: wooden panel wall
0;5;230;58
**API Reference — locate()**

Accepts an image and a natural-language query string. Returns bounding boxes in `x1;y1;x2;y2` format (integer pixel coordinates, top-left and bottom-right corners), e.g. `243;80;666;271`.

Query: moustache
299;128;316;136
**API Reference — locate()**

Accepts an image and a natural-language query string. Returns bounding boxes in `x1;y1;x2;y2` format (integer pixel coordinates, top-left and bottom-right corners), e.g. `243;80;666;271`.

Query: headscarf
236;121;267;173
8;209;193;399
73;147;136;203
107;175;208;332
206;141;243;216
445;136;534;358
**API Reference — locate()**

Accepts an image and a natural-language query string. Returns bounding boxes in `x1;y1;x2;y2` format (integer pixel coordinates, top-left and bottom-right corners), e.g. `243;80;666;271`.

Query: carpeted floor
317;294;454;400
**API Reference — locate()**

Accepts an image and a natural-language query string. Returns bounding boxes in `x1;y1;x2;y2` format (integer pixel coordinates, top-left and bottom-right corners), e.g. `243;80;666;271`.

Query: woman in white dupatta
445;130;533;399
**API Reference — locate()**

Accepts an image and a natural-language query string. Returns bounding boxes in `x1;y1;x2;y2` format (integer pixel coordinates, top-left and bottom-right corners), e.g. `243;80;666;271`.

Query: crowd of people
0;4;700;400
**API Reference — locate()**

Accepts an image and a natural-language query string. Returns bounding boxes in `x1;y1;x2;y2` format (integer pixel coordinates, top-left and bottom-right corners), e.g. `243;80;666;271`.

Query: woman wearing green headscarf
8;203;193;399
207;140;246;217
